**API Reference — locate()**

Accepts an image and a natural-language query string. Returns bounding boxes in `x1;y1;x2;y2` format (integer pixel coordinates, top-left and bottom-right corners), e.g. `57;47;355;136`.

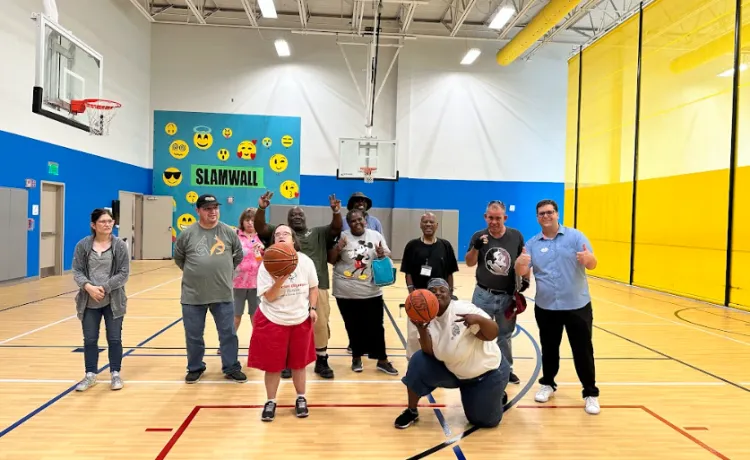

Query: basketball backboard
31;13;104;132
337;138;399;182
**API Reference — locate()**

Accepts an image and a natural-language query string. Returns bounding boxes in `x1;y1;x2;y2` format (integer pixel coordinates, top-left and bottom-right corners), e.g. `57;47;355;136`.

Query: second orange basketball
404;289;440;323
263;243;298;277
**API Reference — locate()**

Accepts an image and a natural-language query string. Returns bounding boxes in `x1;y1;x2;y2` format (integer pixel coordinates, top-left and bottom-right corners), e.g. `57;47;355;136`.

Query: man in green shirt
254;191;343;379
174;194;247;384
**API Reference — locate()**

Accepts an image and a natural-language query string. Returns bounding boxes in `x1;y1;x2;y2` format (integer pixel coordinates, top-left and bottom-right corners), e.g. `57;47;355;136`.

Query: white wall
151;24;569;183
0;0;152;168
396;40;569;182
150;24;398;178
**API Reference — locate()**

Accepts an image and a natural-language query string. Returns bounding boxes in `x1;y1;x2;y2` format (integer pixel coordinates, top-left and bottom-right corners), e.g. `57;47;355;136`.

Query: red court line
154;403;447;460
516;405;728;460
145;428;174;432
684;427;709;431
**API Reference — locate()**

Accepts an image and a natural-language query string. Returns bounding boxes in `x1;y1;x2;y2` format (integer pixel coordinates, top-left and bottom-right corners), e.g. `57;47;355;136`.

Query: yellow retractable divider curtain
576;15;640;283
635;0;736;303
730;0;750;309
563;54;580;228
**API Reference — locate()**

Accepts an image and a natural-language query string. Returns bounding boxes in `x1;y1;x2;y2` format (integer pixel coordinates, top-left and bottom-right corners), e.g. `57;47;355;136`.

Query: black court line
695;307;750;325
674;307;750;338
0;266;168;314
594;325;750;393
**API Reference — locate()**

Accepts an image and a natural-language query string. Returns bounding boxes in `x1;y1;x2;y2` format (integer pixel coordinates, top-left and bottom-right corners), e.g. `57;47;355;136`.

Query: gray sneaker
75;372;97;392
111;371;123;390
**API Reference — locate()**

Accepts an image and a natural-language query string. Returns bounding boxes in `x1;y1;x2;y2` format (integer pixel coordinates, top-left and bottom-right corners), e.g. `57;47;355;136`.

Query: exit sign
48;162;59;175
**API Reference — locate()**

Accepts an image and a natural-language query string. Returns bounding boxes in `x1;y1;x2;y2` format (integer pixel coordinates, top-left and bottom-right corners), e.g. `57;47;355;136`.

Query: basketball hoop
70;99;121;136
360;167;377;183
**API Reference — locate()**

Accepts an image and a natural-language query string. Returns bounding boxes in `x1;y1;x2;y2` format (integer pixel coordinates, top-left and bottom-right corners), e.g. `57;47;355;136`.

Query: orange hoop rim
359;167;377;174
83;98;122;110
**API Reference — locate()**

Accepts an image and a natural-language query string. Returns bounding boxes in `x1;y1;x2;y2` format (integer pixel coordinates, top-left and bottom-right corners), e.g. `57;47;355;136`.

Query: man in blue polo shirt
515;199;600;415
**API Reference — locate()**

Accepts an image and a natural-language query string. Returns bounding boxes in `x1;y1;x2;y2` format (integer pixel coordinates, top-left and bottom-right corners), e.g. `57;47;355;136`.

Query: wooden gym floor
0;260;748;459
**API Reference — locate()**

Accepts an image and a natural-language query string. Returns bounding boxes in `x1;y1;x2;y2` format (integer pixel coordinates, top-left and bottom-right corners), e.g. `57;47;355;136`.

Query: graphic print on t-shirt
194;234;226;257
344;239;374;280
484;246;511;276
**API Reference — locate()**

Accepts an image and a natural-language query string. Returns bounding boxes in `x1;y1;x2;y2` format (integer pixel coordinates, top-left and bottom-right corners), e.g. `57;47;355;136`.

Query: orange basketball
263;243;298;277
405;289;440;323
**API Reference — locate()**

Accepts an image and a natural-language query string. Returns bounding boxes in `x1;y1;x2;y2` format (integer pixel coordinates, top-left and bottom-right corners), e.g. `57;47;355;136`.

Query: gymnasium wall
0;0;152;277
150;24;569;258
566;0;750;308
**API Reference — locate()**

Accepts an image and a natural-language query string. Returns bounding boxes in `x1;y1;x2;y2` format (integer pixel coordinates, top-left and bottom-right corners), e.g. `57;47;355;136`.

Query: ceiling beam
184;0;207;24
239;0;258;27
449;0;477;37
298;0;309;28
127;0;155;22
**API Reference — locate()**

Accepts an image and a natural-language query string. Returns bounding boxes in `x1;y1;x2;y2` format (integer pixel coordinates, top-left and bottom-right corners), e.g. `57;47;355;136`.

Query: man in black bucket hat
342;192;383;234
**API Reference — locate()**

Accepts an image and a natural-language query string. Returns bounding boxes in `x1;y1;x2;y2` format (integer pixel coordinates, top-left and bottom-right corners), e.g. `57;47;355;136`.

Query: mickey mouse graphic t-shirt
332;229;390;299
468;228;524;295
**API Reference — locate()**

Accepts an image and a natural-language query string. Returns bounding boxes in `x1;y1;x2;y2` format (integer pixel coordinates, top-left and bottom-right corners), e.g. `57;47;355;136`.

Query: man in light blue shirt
515;199;600;415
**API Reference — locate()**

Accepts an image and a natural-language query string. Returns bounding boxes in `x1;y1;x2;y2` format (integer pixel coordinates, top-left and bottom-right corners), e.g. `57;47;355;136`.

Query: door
40;182;64;278
140;195;174;260
118;191;136;257
134;195;144;259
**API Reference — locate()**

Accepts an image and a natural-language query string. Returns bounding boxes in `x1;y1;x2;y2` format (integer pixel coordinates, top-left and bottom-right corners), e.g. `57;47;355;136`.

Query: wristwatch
310;306;317;311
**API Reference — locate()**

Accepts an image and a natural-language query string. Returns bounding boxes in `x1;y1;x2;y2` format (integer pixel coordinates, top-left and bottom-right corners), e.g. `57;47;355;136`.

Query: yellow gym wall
563;54;579;229
576;15;639;283
565;0;748;307
730;0;750;308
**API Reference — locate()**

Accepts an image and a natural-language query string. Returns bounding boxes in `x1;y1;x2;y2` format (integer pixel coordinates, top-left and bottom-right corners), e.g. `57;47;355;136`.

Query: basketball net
70;99;121;136
360;167;376;184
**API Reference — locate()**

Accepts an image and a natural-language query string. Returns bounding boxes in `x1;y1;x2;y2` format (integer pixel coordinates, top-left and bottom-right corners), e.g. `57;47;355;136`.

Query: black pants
336;296;387;361
535;303;599;398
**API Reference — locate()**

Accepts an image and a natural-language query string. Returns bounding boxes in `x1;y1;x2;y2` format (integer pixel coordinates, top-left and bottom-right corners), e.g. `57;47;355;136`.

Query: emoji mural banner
153;110;301;237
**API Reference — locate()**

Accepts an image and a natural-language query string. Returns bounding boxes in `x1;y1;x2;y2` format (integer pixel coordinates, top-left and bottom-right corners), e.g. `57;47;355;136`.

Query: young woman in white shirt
395;278;511;429
247;225;319;422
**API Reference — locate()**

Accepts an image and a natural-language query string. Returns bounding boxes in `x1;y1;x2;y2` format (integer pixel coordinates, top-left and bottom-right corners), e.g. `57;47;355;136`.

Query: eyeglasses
97;220;114;225
537;210;556;217
488;200;505;206
275;231;292;237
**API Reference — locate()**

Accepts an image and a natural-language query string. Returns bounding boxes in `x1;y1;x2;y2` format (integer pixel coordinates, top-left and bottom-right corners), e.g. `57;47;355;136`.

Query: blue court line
383;303;468;460
0;317;183;439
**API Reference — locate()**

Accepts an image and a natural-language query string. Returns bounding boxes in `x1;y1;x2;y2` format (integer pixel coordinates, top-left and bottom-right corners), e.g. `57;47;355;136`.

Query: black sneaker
295;396;309;418
185;369;205;384
314;355;334;379
351;357;363;372
225;370;247;383
503;391;508;405
281;368;292;379
394;408;419;429
261;401;276;422
377;361;399;376
509;372;520;384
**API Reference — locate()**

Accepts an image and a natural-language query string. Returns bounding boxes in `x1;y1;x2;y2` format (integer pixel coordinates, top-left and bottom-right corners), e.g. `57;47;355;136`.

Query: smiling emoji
279;180;299;199
177;214;196;231
165;122;177;135
269;153;288;173
222;127;232;139
237;140;257;160
281;135;294;148
163;167;183;187
193;126;213;150
186;191;199;204
217;148;230;162
169;140;189;159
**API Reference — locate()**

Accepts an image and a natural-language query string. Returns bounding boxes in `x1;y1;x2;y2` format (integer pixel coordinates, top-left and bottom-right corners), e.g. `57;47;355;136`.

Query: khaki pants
314;289;331;349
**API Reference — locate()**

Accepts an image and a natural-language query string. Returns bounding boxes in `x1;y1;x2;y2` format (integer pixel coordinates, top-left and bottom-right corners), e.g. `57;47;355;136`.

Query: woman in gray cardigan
71;208;130;392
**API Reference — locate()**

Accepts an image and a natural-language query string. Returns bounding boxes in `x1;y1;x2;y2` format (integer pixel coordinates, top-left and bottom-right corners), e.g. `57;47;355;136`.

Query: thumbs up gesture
376;240;385;258
576;244;592;266
517;247;531;266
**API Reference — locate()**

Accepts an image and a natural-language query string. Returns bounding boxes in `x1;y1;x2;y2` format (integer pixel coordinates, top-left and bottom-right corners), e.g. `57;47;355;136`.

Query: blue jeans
182;302;241;374
402;350;511;427
472;286;516;370
81;306;123;373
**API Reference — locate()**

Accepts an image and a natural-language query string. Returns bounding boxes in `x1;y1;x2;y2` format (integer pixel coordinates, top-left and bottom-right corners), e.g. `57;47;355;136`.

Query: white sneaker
534;384;555;403
584;396;600;415
75;372;97;392
111;371;123;391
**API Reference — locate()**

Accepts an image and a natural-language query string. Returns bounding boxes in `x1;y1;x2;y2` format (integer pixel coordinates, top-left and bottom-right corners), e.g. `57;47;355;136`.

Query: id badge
420;265;432;277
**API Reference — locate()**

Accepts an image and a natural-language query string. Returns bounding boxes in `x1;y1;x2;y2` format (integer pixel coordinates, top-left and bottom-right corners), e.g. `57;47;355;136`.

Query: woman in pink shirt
233;207;265;332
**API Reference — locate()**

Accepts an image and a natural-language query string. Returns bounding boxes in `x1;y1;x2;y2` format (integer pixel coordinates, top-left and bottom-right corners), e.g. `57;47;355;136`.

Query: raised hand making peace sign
258;191;273;209
329;194;341;212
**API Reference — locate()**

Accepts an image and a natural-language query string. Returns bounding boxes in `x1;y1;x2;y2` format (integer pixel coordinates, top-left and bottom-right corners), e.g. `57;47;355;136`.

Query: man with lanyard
401;213;460;359
465;200;524;385
254;191;342;379
342;192;383;234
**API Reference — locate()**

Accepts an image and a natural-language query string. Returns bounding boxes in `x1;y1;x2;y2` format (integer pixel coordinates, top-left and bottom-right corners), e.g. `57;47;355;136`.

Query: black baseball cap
196;194;220;208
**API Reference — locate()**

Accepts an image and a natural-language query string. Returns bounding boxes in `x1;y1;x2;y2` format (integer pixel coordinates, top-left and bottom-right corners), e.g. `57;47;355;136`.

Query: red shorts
248;308;316;372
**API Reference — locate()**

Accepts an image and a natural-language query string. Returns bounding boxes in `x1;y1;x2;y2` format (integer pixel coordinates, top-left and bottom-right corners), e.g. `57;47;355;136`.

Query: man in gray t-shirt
466;200;524;385
174;194;247;384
